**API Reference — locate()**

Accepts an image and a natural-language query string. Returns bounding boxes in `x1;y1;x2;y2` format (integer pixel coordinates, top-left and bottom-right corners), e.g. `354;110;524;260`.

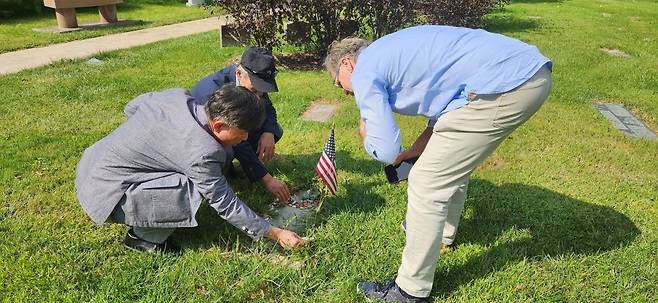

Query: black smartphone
384;157;419;184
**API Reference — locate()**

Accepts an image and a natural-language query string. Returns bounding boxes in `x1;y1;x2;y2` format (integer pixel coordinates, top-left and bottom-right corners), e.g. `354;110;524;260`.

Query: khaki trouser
396;66;552;297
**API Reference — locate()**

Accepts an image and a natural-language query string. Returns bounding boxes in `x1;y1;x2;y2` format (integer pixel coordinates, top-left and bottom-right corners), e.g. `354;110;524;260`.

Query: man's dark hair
205;85;265;132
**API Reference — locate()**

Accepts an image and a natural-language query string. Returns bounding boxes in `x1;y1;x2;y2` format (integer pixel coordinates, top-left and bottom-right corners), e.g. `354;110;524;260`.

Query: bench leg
55;8;78;29
98;5;119;24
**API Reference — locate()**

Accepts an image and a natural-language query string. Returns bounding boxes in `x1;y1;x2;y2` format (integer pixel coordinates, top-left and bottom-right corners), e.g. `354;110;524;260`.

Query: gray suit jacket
75;88;272;238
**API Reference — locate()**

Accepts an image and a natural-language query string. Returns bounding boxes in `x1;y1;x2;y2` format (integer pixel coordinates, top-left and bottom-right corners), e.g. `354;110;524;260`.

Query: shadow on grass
485;14;541;33
432;179;640;296
174;151;386;251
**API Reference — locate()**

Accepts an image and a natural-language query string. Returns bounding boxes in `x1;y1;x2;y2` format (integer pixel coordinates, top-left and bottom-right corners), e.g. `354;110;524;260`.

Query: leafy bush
414;0;510;28
209;0;510;53
0;0;43;17
208;0;289;49
289;0;359;52
356;0;416;39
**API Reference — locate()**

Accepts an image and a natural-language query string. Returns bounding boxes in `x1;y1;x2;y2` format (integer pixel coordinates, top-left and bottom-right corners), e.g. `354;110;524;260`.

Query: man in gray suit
75;85;305;253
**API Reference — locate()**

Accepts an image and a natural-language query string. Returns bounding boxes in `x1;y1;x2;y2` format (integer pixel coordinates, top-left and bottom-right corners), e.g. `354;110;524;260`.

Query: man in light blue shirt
325;25;552;302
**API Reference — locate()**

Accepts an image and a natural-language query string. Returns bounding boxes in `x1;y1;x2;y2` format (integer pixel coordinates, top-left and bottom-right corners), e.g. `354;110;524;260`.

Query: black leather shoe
123;229;180;254
358;278;429;302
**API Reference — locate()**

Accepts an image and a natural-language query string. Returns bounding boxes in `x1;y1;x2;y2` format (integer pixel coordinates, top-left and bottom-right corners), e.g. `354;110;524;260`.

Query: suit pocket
125;174;191;224
144;174;191;223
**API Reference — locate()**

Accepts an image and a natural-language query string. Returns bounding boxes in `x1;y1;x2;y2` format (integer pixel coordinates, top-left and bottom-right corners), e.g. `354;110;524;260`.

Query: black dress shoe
123;229;180;254
358;278;429;302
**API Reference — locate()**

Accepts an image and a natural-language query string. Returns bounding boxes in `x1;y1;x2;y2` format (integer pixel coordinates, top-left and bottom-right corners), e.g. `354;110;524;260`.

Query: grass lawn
0;0;209;54
1;0;657;301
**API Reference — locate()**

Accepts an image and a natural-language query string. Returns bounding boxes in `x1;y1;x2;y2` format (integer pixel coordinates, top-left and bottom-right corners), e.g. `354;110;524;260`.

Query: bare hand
257;132;276;163
267;227;305;249
359;119;367;140
393;149;422;166
263;174;290;202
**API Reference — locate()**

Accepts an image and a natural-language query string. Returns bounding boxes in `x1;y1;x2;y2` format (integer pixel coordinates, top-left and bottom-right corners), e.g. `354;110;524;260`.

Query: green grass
0;0;210;54
1;0;657;301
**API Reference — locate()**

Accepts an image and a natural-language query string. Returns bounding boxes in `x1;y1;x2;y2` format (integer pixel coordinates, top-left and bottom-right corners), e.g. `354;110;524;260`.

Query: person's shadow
173;151;387;250
430;179;640;296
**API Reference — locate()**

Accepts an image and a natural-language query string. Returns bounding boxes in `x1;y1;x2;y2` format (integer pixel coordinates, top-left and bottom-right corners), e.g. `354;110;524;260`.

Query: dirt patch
480;154;507;171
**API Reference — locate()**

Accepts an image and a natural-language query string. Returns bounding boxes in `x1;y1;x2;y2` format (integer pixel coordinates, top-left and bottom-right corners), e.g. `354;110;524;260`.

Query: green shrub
0;0;43;17
209;0;510;53
414;0;510;28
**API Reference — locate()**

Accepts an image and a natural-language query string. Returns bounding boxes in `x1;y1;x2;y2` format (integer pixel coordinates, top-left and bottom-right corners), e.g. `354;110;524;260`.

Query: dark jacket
190;65;280;182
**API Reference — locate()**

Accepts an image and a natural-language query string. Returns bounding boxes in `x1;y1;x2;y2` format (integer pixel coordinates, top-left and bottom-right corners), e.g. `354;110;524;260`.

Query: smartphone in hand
384;157;419;184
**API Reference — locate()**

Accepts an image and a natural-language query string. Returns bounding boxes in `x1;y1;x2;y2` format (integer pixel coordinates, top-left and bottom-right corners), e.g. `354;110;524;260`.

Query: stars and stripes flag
315;128;337;195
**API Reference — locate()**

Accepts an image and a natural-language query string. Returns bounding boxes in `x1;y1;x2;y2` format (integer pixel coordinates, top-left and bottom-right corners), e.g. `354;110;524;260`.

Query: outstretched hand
267;227;305;249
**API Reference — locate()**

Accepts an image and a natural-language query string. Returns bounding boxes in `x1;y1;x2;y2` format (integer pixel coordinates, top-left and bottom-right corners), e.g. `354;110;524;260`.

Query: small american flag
315;128;337;195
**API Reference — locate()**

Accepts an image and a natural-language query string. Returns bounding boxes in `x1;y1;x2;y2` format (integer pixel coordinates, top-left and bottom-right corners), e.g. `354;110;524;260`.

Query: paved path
0;17;227;75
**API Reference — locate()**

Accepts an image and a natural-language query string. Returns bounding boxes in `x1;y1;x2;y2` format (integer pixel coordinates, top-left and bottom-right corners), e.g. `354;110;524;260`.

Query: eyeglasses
334;65;343;89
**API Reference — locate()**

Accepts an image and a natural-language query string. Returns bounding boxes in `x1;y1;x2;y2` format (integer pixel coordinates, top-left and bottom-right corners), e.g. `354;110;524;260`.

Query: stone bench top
43;0;122;9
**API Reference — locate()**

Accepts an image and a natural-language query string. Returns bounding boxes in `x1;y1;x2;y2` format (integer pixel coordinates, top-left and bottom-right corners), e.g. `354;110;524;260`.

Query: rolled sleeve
187;153;272;239
353;75;402;164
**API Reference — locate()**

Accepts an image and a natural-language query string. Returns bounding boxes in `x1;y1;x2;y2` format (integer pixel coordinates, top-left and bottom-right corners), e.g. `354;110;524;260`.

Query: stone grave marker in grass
301;101;339;122
601;48;631;58
268;189;321;235
595;103;657;140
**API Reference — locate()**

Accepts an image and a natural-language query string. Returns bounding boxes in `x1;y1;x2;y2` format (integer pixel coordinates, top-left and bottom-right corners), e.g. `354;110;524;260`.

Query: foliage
0;0;42;17
210;0;510;53
207;0;289;49
414;0;510;28
356;0;416;39
288;0;359;54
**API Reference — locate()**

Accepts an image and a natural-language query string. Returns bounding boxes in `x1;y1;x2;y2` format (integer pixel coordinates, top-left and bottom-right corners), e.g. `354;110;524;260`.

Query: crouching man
75;85;304;253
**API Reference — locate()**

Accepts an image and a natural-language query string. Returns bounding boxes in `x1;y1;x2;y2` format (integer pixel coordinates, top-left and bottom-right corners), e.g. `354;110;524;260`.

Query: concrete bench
43;0;123;30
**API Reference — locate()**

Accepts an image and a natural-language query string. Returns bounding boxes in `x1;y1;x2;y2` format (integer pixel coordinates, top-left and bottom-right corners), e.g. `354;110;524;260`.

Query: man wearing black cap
191;47;290;202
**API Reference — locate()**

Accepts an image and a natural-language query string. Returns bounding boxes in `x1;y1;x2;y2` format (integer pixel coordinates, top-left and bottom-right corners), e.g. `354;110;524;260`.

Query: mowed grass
0;0;209;54
1;0;657;301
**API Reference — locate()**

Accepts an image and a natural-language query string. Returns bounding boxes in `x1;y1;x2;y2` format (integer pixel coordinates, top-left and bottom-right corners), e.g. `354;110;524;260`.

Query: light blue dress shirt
351;25;552;164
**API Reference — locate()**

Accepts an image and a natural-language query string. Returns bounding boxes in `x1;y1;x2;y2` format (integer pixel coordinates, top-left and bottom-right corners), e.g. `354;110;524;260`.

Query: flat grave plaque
301;103;339;122
595;103;657;140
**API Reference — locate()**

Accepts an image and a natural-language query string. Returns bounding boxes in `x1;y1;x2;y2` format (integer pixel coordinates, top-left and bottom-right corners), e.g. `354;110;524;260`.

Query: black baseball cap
240;46;278;93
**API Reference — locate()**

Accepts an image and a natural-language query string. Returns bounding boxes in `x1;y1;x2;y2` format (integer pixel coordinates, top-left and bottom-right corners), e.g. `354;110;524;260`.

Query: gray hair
323;37;371;73
205;84;265;132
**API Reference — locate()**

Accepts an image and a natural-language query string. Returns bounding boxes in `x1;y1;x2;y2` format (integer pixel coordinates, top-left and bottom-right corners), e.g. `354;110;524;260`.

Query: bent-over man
76;85;304;253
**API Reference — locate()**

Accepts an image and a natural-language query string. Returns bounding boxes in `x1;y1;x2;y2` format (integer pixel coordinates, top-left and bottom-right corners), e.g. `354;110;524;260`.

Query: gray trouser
396;66;553;297
111;208;176;244
132;226;175;244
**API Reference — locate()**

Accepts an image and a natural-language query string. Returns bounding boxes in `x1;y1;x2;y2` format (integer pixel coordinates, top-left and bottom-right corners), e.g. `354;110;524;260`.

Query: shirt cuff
239;217;272;239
